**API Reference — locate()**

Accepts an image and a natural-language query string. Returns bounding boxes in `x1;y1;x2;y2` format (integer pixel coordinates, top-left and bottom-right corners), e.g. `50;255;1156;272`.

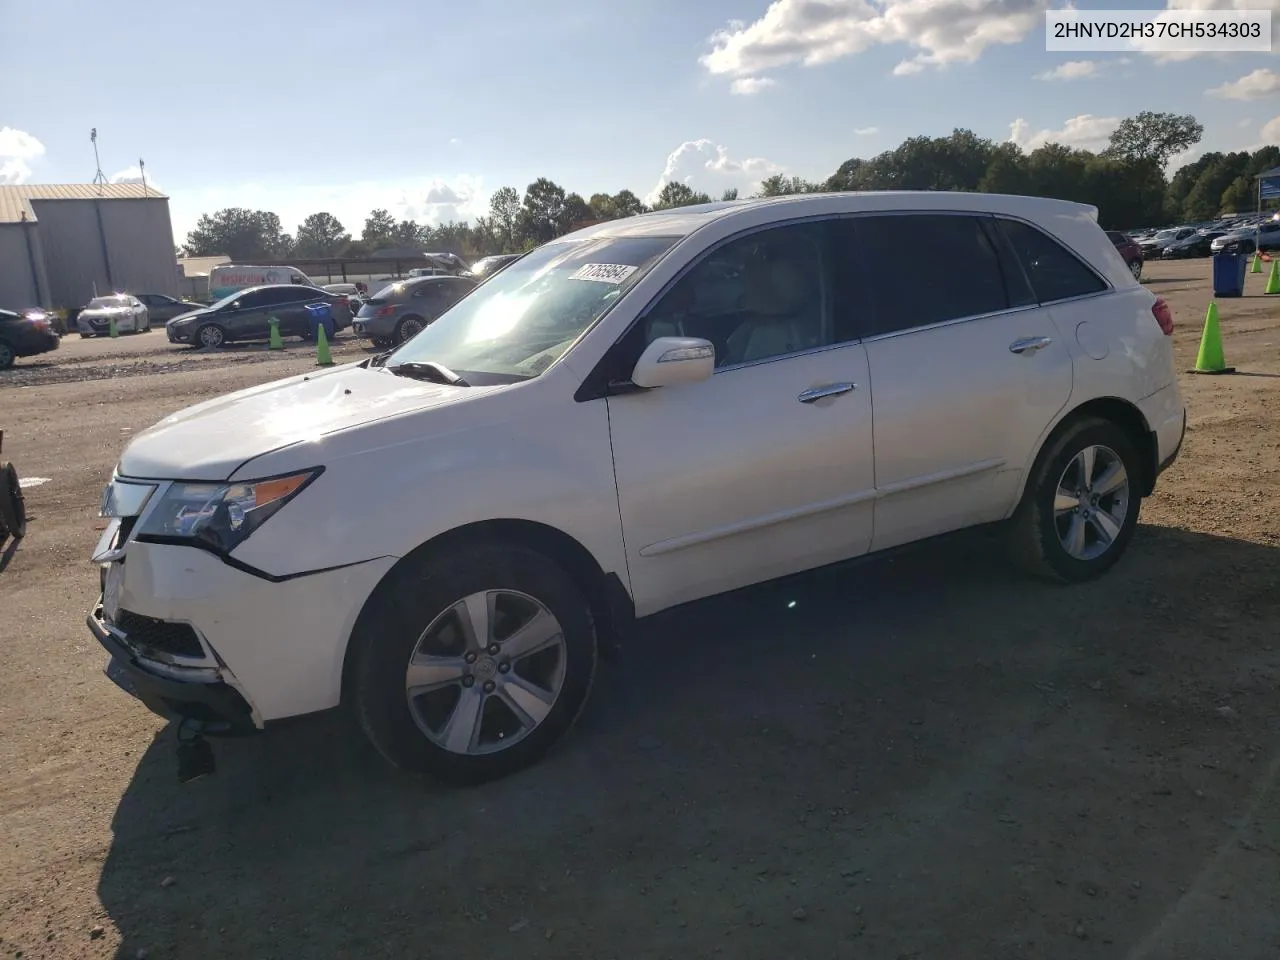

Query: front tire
350;543;598;784
195;324;225;348
1007;417;1142;583
1129;260;1143;281
0;340;13;370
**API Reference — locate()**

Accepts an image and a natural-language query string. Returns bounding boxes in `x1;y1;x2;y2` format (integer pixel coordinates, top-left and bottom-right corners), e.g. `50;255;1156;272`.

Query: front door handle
1009;336;1053;355
798;382;857;403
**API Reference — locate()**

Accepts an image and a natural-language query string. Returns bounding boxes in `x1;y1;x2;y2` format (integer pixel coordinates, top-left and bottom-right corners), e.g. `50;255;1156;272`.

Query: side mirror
630;336;715;389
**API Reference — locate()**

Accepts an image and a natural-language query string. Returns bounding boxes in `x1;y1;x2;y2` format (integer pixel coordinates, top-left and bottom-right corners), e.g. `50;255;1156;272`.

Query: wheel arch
340;518;633;704
1017;396;1158;508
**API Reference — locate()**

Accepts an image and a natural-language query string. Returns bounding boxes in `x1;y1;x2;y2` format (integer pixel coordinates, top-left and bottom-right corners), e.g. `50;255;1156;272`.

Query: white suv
90;193;1186;783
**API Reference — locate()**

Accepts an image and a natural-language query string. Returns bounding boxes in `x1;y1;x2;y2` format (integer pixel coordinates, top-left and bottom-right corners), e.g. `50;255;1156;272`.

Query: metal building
0;183;180;310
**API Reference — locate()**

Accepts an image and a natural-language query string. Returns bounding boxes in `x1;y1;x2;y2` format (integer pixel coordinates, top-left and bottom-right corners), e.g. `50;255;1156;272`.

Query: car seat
723;256;823;366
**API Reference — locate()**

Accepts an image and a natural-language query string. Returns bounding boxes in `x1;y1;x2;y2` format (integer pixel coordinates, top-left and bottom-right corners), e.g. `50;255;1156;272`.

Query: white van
207;264;313;301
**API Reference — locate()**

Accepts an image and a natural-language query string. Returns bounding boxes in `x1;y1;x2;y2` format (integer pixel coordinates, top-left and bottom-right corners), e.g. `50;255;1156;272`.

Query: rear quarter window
996;218;1108;303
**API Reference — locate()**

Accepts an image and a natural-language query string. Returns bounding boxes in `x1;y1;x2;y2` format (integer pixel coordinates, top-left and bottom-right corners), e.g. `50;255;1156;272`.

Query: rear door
833;212;1074;552
268;287;316;335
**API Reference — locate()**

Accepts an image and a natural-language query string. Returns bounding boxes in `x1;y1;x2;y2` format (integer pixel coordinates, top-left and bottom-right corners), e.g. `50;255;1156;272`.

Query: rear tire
0;340;13;370
0;462;27;540
350;543;598;784
1007;417;1142;583
395;315;425;344
1129;259;1143;281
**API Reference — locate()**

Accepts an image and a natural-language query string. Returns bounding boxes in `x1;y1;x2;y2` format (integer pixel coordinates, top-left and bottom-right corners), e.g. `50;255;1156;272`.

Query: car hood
168;308;211;326
118;362;500;481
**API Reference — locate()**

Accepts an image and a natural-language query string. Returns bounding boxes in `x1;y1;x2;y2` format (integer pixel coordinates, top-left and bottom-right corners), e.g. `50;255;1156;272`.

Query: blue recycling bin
1212;252;1248;298
304;302;335;342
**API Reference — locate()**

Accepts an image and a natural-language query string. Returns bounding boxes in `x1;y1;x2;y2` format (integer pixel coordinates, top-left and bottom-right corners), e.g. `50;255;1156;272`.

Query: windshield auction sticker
570;263;639;284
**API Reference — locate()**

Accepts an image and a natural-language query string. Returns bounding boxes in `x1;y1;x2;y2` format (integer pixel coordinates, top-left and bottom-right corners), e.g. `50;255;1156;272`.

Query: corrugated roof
0;182;169;224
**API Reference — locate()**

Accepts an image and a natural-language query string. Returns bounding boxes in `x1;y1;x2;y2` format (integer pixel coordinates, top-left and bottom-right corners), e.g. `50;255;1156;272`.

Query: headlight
136;469;321;554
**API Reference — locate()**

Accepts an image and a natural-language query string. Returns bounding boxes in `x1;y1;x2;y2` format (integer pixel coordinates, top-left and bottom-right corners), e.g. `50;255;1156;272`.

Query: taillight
1152;298;1173;336
376;305;395;317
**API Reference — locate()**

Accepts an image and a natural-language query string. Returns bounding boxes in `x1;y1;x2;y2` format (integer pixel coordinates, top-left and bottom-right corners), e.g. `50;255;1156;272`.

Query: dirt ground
1;260;1277;960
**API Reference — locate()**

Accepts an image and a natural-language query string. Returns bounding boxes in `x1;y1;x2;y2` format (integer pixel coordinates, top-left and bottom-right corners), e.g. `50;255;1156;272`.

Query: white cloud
1207;68;1280;100
109;165;163;193
167;174;489;241
1262;115;1280;143
730;76;777;94
1144;0;1280;61
1035;59;1098;80
645;140;783;206
0;127;45;184
1239;117;1254;128
854;126;879;135
701;0;1049;85
1008;114;1121;151
448;137;462;145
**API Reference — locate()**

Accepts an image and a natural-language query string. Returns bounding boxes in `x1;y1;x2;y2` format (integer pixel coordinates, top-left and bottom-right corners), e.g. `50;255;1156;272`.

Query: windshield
384;235;677;384
87;297;129;309
370;281;413;301
1154;229;1177;239
205;289;253;310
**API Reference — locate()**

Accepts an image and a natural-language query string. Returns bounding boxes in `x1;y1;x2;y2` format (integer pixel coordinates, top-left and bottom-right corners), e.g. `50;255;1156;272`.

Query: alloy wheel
405;589;567;755
1053;444;1130;562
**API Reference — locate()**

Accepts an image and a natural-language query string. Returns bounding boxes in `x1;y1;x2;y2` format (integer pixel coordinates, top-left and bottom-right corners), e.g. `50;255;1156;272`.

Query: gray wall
31;197;179;307
0;223;51;308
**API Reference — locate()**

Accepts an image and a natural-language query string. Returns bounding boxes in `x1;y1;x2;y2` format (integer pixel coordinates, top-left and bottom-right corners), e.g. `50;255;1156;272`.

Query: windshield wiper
385;360;470;386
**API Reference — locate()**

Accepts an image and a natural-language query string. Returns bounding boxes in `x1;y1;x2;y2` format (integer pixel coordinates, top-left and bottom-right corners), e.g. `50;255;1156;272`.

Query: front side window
386;235;676;383
640;222;831;367
997;218;1108;303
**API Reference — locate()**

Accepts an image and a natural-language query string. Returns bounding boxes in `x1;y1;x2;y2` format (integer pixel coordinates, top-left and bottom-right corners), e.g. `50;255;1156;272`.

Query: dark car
353;275;476;347
1161;230;1227;259
0;308;60;369
166;284;354;348
1106;231;1144;281
135;292;205;323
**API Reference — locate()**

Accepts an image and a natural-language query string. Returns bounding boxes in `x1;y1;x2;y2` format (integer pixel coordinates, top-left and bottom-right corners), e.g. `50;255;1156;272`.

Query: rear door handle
1009;336;1053;355
798;382;857;403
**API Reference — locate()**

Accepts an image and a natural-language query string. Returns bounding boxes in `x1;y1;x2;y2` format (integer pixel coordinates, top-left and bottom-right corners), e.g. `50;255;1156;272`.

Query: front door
831;213;1074;552
604;221;877;616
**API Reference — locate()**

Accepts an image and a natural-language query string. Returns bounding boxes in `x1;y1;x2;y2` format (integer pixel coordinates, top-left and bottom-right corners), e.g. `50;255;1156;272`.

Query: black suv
0;308;60;369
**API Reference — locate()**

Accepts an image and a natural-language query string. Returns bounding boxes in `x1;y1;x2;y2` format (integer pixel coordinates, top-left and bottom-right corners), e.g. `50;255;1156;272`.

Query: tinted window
641;222;833;368
234;290;269;309
411;282;443;300
997;219;1107;303
834;214;1012;338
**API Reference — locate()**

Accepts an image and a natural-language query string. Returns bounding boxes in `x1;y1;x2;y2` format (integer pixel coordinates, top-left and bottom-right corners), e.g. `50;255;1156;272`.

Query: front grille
116;610;205;659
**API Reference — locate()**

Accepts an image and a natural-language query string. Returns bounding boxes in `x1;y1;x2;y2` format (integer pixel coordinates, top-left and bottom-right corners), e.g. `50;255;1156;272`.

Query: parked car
352;275;476;347
135;293;204;323
1211;220;1280;255
165;284;353;348
1105;231;1144;279
1138;227;1196;260
77;295;150;337
1161;230;1227;259
0;307;60;369
90;192;1185;784
469;254;523;281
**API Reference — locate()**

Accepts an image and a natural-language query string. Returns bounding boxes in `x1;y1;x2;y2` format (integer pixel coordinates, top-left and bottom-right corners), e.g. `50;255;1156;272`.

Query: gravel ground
0;260;1277;960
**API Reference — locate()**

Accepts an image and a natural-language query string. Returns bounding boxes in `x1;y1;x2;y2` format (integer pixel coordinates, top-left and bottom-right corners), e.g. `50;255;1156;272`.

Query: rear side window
833;214;1014;337
997;218;1108;303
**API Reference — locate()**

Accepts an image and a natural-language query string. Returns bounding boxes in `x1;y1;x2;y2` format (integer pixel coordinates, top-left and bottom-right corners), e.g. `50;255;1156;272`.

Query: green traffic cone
315;324;334;366
1267;260;1280;295
1251;252;1262;274
268;316;284;350
108;315;118;338
1191;301;1235;375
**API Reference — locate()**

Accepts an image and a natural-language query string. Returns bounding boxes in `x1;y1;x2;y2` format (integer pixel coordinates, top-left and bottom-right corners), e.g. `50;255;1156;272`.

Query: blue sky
3;0;1278;241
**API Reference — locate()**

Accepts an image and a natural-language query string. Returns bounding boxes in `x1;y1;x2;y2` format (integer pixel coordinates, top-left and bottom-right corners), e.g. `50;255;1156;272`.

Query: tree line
180;112;1279;263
